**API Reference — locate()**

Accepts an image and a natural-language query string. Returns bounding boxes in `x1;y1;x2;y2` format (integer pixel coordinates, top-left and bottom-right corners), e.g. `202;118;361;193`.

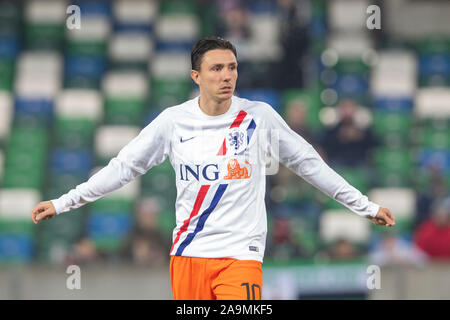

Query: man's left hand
367;207;396;227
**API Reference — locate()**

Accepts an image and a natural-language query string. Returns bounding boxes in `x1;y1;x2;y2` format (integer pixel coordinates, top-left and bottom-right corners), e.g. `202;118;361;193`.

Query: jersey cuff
51;199;65;215
368;202;380;218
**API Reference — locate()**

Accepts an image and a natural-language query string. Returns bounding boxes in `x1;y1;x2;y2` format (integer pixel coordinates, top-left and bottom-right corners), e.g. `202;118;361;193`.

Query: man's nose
222;70;233;82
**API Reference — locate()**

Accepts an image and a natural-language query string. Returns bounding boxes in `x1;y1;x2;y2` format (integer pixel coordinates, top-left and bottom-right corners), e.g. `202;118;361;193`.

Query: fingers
380;208;395;227
36;208;52;222
384;208;396;227
31;202;55;224
31;204;45;224
370;209;396;227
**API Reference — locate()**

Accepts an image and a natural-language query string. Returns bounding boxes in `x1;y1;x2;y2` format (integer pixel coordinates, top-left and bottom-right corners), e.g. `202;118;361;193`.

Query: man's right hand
32;201;56;224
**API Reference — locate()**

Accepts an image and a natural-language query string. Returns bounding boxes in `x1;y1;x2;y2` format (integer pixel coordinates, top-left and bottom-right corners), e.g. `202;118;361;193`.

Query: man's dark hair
191;36;237;71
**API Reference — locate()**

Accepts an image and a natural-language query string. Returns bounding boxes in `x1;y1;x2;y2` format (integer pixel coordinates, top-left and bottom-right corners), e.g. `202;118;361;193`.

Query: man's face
191;49;238;101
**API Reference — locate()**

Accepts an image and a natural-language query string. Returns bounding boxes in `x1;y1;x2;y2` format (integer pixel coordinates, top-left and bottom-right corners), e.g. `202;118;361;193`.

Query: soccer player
31;37;396;300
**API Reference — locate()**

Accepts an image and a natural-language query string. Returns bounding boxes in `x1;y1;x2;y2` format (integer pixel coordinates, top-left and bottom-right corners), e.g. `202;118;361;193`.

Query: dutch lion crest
228;130;245;151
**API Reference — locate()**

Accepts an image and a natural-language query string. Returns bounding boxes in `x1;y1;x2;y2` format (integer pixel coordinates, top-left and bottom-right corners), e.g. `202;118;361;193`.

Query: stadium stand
0;0;448;269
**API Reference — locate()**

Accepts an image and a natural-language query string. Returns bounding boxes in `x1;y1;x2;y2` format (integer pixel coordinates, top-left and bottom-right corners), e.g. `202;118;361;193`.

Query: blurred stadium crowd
0;0;449;269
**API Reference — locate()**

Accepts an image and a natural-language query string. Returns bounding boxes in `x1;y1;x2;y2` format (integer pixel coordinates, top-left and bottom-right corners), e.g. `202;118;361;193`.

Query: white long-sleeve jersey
51;95;380;262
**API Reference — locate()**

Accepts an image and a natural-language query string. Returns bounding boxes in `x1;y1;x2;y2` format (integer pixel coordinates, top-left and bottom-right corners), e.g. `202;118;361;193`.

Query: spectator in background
415;164;448;228
277;0;310;89
285;99;314;144
369;232;427;267
414;196;450;260
265;214;307;261
327;237;360;261
216;0;250;43
122;198;170;267
320;99;379;168
284;98;326;157
66;237;105;266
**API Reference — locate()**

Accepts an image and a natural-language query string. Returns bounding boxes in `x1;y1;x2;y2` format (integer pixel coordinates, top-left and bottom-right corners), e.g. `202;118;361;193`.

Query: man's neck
198;94;232;116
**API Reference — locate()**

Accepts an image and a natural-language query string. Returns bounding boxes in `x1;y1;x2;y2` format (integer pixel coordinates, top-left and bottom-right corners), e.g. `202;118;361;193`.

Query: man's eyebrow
210;62;238;67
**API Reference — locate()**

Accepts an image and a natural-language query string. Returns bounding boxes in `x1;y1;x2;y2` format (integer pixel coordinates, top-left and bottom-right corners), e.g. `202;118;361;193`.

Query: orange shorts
170;256;263;300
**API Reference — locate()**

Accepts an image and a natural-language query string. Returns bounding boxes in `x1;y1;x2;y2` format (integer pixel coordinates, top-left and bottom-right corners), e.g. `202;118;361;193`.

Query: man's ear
190;69;200;85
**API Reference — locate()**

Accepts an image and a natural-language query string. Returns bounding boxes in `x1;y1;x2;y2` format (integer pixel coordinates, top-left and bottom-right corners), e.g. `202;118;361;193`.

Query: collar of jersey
192;95;238;120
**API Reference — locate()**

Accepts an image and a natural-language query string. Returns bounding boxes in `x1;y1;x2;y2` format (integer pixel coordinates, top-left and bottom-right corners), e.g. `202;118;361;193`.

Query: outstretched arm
262;103;396;225
31;109;172;223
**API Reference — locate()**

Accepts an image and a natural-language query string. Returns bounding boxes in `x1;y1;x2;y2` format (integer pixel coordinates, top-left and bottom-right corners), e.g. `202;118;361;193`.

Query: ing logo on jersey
224;158;252;180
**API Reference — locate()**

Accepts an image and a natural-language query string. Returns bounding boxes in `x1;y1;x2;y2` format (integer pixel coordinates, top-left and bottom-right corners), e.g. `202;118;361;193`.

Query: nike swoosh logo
180;136;196;143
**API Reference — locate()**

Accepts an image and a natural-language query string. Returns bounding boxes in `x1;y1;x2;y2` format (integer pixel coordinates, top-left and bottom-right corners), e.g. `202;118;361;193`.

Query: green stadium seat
419;125;450;149
374;147;413;187
158;210;176;237
3;127;47;189
333;58;370;74
91;197;134;213
141;158;176;213
159;0;198;15
104;98;146;125
150;78;192;110
24;0;66;50
102;72;148;125
53;118;96;149
64;76;100;90
0;218;33;236
338;167;369;194
67;41;108;57
47;172;89;199
373;111;412;146
141;159;175;195
25;24;64;50
3;160;44;190
416;36;450;54
0;60;14;91
7;126;47;150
